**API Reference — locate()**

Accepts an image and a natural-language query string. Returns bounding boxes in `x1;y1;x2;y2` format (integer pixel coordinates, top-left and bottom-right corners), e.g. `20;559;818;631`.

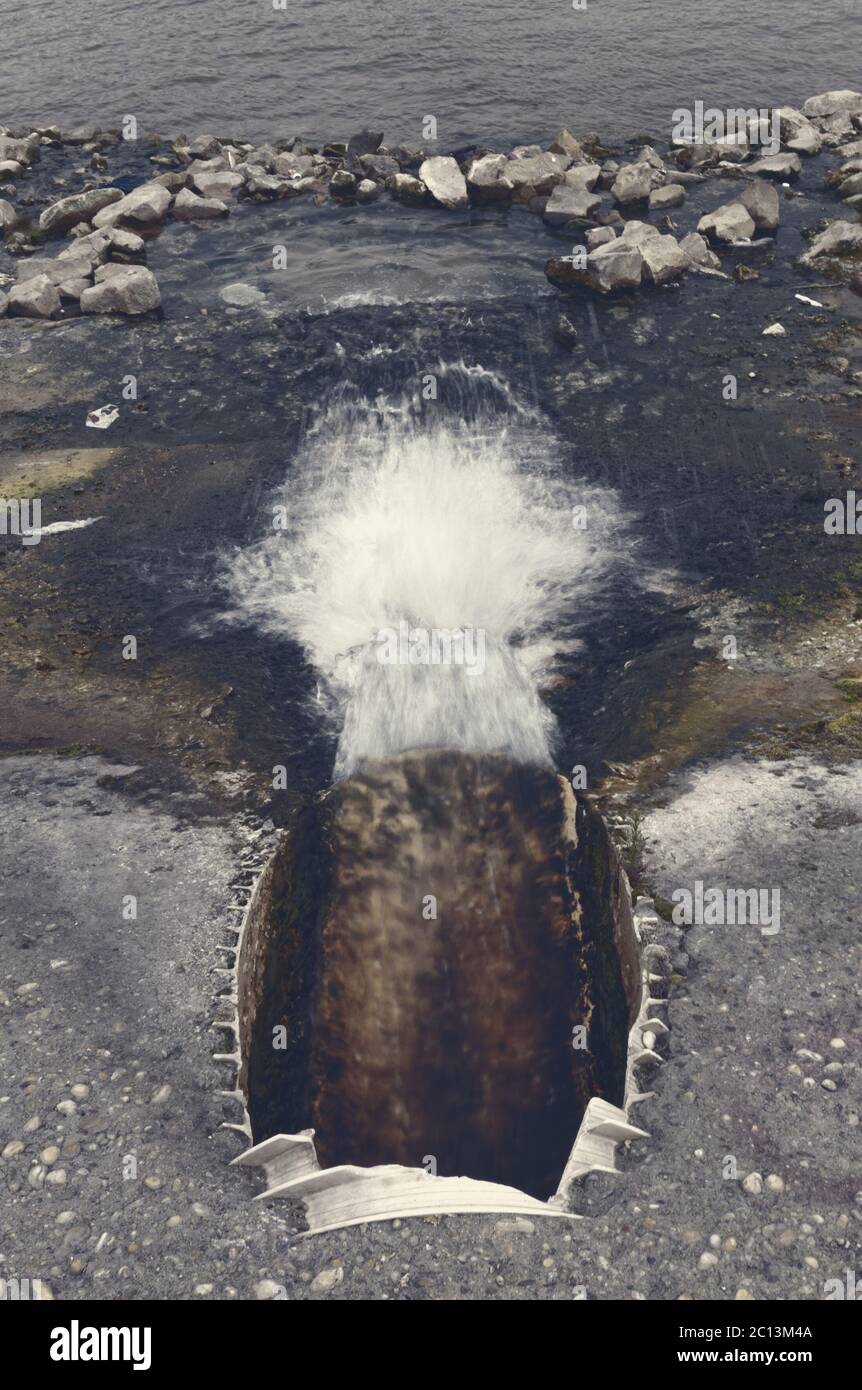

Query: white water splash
225;366;630;778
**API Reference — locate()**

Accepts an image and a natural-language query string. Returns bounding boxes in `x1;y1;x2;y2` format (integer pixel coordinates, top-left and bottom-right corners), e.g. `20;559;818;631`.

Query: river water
2;0;860;146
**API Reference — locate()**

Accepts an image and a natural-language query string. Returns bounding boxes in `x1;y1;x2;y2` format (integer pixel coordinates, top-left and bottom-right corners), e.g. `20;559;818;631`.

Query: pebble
743;1172;763;1195
735;1288;755;1300
2;1140;24;1158
766;1175;785;1194
310;1265;344;1293
70;1084;90;1101
45;1168;67;1185
55;1210;78;1225
56;1100;77;1116
194;1283;214;1296
698;1252;719;1269
254;1279;285;1301
150;1085;172;1105
829;1038;846;1051
22;1115;41;1134
40;1146;61;1165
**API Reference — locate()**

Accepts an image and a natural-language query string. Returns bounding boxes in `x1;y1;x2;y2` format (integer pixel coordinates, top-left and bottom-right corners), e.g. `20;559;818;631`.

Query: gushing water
225;365;628;778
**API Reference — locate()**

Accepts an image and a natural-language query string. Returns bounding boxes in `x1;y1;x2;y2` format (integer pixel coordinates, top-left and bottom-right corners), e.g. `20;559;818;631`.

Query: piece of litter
86;404;119;430
27;517;104;540
795;294;823;308
762;323;786;336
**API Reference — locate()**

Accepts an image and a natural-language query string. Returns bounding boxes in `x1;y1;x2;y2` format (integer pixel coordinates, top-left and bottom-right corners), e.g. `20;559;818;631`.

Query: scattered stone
2;1140;24;1158
80;265;161;315
611;161;662;205
802;90;862;119
219;282;266;307
765;1174;785;1193
680;231;721;269
746;152;802;179
735;1288;755;1301
173;188;230;221
254;1278;285;1301
649;183;684;209
310;1265;344;1294
92;182;172;228
776;107;822;155
70;1084;89;1101
698;201;757;243
552;313;578;347
738;179;780;231
543;184;602;224
418;156;468;210
734;264;760;282
762;322;786;336
698;1251;719;1269
150;1084;172;1104
801;218;862;263
586;225;616;250
466;153;513;203
838;171;862;198
743;1171;764;1195
387;173;427;205
356;178;382;204
6;273;61;319
549;129;587;162
0;197;16;232
39;187;123;234
546;239;643;293
0;134;40;165
501;150;567;198
40;1145;60;1164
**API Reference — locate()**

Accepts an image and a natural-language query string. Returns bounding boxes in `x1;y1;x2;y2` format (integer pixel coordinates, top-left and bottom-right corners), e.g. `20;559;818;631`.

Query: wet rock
649;183;684;209
680;231;721;269
800;218;862;264
220;282;266;306
245;173;291;199
733;263;760;282
746;152;802;179
192;170;244;200
187;134;222;160
552;313;578;347
358;153;400;180
39;187;123;234
58;228;112;268
347;129;384;158
329;169;357;198
548;129;587;162
838;171;862;198
310;1266;344;1294
106;226;146;261
173;188;230;221
466;153;513;203
58;276;90;302
7;273;61;318
418;155;468;209
611;160;662;205
586;225;616;250
563;163;601;191
356;178;382;204
387;172;427;204
0;133;39;165
620;222;686;284
93;181;172;228
80;265;161;315
547;240;643;293
802;90;862;119
818;112;857;142
63;125;100;145
697;200;756;242
738;179;780;232
0;197;16;231
0;159;24;180
776;107;822;155
500;150;567;198
543;184;602;225
152;170;189;193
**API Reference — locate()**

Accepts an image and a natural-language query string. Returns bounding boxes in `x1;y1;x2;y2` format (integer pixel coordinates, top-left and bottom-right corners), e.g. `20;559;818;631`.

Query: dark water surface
1;0;860;145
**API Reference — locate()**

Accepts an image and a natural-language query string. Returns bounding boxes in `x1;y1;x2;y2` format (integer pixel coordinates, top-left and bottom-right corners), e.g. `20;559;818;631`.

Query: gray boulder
800;219;862;264
500;151;567;198
586;226;616;250
611;161;663;205
39;187;123;234
330;169;357;197
738;179;780;231
7;273;61;318
680;231;721;269
546;240;643;293
776;107;822;155
80;265;161;315
358;153;400;180
220;282;266;306
698;200;757;242
746;152;802;179
838;171;862;198
466;154;513;202
387;173;427;204
92;182;172;228
802;90;862;119
246;173;291;199
562;163;600;192
418;156;468;209
58;228;113;268
187;134;222;159
649;183;684;209
173;188;230;220
543;184;602;225
0;134;39;165
63;125;100;145
191;170;244;200
356;178;383;203
0;197;16;231
548;129;587;162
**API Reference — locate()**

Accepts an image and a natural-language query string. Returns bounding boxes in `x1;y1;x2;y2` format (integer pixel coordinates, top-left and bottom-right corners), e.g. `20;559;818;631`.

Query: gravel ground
1;749;859;1301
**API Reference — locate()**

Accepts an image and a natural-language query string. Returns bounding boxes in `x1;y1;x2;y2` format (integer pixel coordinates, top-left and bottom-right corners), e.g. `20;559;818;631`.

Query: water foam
224;365;628;778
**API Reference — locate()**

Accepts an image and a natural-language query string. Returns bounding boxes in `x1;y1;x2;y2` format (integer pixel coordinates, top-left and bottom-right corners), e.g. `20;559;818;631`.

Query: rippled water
2;0;860;145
